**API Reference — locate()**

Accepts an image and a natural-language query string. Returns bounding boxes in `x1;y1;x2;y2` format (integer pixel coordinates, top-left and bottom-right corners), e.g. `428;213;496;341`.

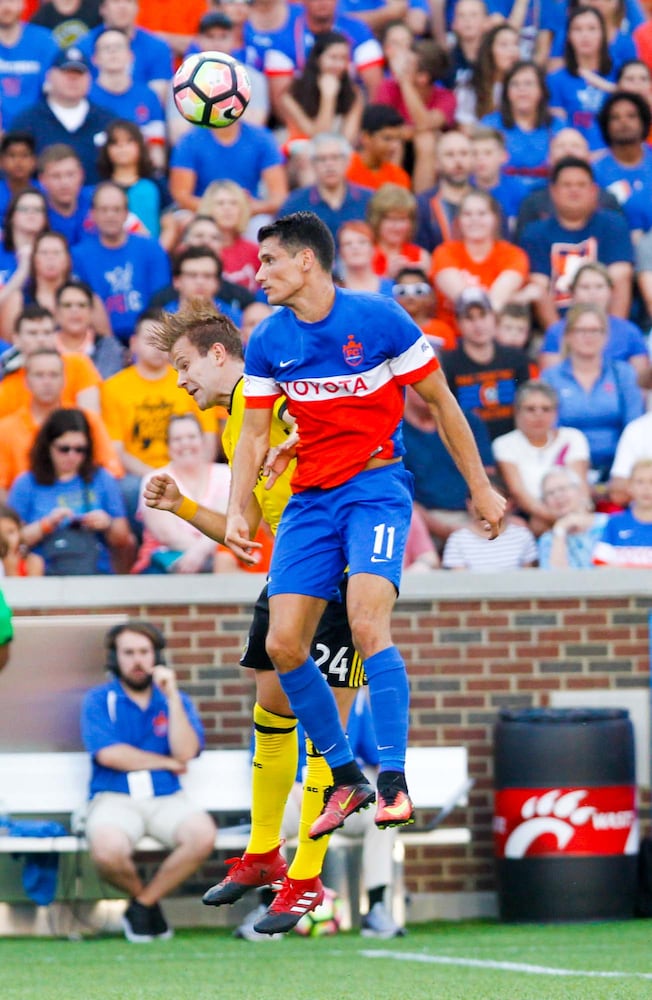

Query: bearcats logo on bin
494;786;638;858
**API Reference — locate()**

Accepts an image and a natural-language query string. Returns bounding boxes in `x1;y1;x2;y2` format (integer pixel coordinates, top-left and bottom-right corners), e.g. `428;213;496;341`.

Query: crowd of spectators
0;0;651;578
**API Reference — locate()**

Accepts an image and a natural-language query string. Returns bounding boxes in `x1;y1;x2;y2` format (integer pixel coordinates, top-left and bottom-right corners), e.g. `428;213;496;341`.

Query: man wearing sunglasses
392;267;457;354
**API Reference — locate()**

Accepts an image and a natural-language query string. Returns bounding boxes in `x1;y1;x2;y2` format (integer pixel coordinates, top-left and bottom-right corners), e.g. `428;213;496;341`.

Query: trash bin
493;707;638;922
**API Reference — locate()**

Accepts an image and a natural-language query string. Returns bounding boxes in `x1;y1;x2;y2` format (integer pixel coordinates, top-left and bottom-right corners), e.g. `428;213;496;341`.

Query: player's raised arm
413;367;506;538
226;406;274;562
144;472;263;545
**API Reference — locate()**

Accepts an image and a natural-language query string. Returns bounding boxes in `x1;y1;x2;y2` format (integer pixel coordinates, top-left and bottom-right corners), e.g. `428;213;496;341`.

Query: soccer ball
294;887;343;938
172;51;251;129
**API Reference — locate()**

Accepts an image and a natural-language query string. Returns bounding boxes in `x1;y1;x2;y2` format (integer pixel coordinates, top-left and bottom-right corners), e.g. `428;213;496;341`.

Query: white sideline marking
361;950;652;980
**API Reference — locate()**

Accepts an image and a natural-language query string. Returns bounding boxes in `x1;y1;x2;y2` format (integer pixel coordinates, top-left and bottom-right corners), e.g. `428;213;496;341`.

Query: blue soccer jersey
244;287;439;491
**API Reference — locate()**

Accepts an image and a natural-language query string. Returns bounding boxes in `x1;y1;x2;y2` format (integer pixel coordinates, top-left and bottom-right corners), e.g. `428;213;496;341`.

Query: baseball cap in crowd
455;287;493;318
52;47;90;72
199;11;234;31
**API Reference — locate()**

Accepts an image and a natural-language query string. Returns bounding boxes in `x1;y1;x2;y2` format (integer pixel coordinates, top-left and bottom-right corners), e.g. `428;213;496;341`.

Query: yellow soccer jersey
101;364;219;467
222;378;294;535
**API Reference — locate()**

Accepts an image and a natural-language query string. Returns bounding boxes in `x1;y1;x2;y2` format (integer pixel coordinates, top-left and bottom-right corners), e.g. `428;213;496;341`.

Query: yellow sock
247;703;298;855
288;738;331;880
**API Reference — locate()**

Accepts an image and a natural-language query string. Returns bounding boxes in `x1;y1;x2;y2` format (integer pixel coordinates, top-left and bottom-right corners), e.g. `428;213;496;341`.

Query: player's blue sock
364;646;409;772
278;658;353;768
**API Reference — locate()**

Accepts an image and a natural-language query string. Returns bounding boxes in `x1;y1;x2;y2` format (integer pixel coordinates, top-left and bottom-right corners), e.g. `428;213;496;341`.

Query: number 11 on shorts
372;523;395;562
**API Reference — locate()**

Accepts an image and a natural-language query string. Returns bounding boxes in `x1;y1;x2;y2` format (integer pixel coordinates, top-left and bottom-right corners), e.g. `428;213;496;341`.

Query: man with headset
80;620;216;942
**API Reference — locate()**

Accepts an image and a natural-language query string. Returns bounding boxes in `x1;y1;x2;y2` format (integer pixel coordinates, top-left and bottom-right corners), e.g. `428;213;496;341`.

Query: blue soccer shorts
267;462;414;600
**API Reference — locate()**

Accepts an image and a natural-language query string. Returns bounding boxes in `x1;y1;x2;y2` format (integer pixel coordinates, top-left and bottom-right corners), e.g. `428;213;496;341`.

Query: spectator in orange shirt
346;103;411;190
367;183;430;279
0;348;122;494
430;189;533;331
392;267;457;354
0;304;102;418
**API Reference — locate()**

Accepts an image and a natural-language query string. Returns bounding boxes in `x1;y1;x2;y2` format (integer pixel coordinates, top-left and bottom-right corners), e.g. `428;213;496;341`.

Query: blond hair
366;183;417;240
198;180;251;236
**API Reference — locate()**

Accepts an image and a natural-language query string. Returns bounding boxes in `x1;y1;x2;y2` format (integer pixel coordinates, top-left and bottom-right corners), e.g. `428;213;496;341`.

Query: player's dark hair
148;298;244;360
258;212;335;274
597;90;651;146
550;156;594;184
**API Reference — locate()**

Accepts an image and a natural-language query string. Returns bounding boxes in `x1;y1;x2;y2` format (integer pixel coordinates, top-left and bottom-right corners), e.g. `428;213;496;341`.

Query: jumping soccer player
145;301;366;934
223;211;505;923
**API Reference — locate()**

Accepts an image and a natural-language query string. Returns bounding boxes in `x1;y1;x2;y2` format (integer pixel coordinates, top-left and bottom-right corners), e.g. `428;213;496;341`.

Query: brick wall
4;572;650;916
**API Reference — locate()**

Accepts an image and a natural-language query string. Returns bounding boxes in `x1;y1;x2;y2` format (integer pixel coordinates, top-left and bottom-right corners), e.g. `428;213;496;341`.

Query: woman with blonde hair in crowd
197;180;259;293
367;184;430;280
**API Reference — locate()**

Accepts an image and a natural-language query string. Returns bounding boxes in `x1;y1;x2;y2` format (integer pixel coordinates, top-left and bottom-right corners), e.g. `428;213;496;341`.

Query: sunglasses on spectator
392;282;431;298
52;444;89;454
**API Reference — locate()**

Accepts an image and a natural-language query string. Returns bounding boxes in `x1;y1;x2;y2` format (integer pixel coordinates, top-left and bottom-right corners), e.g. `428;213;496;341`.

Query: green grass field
4;919;652;1000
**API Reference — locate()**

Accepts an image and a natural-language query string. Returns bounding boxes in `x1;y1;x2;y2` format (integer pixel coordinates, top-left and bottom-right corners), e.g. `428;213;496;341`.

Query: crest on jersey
342;334;363;367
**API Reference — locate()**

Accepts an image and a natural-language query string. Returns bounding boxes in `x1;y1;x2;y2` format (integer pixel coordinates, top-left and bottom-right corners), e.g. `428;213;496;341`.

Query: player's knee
265;629;307;670
350;618;390;660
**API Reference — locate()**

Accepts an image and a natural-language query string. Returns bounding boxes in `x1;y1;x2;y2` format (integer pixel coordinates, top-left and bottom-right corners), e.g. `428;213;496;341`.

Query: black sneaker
122;899;154;943
148;901;174;940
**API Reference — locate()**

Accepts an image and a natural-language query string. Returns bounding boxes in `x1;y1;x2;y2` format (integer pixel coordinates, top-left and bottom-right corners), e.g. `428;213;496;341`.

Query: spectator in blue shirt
593;458;652;567
0;131;37;229
593;90;652;216
89;28;166;173
538;261;650;379
481;61;564;192
77;0;174;103
37;144;94;248
519;156;634;329
80;620;216;942
169;117;288;218
541;302;644;481
0;0;59;128
547;7;617;151
72;181;171;344
278;133;373;241
164;246;242;328
10;46;114;185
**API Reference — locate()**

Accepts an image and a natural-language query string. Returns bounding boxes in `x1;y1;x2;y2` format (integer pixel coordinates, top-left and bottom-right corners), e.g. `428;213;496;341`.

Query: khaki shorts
85;791;204;849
